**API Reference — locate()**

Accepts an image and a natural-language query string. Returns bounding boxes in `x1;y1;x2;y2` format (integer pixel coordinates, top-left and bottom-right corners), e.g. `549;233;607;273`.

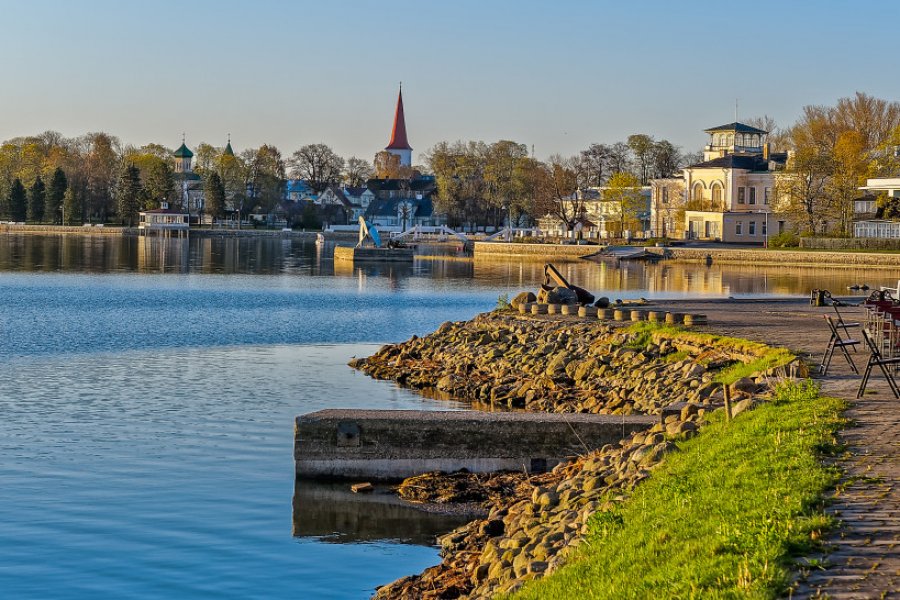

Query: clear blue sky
1;0;897;163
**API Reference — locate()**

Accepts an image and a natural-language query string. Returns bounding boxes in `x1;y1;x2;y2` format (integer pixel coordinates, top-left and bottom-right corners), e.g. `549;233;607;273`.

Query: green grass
624;322;796;385
509;380;846;600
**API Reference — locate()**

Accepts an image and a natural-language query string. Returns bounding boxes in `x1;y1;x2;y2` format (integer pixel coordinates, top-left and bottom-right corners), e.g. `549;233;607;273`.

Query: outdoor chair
857;328;900;399
820;315;860;376
831;302;861;349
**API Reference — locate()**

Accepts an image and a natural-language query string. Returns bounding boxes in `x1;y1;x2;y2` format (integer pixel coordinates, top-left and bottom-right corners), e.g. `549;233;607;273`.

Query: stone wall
473;242;600;261
799;237;900;251
294;409;654;480
0;224;131;235
646;246;900;267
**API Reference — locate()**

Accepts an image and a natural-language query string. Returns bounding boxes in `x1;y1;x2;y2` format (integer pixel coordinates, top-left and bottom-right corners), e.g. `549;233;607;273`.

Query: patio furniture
820;315;860;375
857;328;900;399
831;302;861;349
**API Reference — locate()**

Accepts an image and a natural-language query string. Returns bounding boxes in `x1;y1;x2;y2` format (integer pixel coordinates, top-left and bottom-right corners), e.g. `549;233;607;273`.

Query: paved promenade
664;298;898;598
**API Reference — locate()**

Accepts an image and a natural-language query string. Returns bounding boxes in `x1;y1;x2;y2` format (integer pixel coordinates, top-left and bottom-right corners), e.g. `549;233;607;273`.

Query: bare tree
343;156;373;187
289;144;344;194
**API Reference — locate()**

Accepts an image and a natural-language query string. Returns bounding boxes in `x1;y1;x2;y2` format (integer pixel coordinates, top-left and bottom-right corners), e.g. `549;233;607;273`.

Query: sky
1;0;898;164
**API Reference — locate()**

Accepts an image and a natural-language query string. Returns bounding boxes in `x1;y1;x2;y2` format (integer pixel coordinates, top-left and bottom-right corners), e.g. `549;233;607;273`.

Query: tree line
0;132;378;225
425;134;691;231
775;92;900;236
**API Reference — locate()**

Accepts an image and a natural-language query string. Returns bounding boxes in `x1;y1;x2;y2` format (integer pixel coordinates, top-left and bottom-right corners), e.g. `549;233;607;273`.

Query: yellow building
651;122;787;243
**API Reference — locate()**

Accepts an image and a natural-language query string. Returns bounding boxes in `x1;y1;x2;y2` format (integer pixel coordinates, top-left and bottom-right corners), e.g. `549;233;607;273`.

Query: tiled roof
365;196;434;218
703;122;769;135
688;152;787;171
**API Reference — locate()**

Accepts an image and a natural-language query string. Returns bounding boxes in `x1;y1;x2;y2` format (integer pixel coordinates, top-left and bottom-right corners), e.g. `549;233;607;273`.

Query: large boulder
510;291;537;309
539;286;578;305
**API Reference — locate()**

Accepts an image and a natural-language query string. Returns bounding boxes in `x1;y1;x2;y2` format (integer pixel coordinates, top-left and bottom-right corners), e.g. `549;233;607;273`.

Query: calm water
0;234;890;599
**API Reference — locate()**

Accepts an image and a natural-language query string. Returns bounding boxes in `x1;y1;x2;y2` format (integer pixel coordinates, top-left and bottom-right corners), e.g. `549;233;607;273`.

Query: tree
534;155;584;232
203;171;226;222
81;132;121;223
425;140;490;230
46;167;67;224
579;143;610;187
603;171;644;238
116;165;142;226
627;134;655;185
245;145;286;217
343;156;373;187
9;178;27;221
63;186;82;225
649;140;682;179
828;130;868;236
289;143;344;194
140;159;175;209
27;175;46;222
606;142;632;175
483;140;529;227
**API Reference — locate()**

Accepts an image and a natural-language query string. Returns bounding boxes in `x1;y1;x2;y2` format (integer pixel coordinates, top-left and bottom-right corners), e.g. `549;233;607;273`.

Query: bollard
518;302;532;314
685;313;707;326
597;308;611;320
630;310;645;322
579;305;598;318
647;311;661;323
532;303;548;315
665;312;684;325
613;309;626;321
547;303;560;315
560;304;575;316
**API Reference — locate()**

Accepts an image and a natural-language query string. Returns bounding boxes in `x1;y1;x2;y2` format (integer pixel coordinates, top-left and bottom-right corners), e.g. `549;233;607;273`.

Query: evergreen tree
63;187;82;225
9;178;27;222
47;168;67;224
28;176;46;222
116;165;142;226
203;171;226;223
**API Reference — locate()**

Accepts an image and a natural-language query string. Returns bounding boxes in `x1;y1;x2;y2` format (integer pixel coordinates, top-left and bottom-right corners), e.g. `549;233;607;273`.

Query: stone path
661;298;898;599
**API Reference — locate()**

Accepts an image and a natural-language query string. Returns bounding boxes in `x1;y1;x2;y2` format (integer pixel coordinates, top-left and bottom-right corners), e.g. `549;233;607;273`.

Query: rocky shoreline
352;310;799;598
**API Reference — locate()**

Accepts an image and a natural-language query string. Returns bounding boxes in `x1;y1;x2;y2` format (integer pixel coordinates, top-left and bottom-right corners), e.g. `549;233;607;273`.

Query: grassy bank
509;380;846;599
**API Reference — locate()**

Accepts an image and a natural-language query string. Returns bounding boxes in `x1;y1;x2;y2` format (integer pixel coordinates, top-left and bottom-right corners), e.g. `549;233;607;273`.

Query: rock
351;482;374;493
510;291;537;309
731;398;759;417
546;286;578;305
730;377;759;395
480;519;505;537
528;561;548;574
594;297;610;308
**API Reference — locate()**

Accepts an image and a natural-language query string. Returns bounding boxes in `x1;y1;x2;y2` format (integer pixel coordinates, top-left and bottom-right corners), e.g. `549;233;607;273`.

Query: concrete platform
333;246;414;262
294;409;655;480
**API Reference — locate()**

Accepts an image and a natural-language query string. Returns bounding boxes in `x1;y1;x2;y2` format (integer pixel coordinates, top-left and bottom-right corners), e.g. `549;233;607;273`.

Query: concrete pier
333;246;414;262
294;409;655;480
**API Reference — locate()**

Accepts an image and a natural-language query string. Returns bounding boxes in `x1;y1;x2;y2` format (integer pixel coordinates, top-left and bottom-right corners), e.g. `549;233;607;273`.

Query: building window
749;221;756;235
749;187;756;205
736;221;743;235
762;221;767;235
692;184;703;202
662;187;668;204
764;187;770;205
737;187;745;204
711;184;722;205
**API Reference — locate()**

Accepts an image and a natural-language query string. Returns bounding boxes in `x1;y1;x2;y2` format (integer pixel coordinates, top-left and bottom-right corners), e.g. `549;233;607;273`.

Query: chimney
763;143;770;161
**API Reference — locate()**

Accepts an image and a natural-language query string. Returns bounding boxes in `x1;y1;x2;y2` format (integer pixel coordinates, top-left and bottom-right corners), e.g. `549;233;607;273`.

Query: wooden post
723;384;733;422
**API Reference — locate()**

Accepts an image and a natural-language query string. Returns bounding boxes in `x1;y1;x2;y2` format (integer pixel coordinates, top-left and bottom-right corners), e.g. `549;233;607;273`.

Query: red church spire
385;85;412;151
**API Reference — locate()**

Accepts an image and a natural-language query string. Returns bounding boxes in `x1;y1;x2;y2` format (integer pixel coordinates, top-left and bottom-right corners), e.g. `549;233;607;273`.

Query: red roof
385;87;412;151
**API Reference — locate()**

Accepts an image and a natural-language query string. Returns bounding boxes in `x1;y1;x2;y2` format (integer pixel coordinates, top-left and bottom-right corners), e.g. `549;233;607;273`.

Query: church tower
173;136;194;174
384;85;412;168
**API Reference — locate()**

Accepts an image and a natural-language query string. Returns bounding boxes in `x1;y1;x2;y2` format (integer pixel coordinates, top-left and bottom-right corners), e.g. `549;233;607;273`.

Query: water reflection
292;480;477;545
0;233;892;298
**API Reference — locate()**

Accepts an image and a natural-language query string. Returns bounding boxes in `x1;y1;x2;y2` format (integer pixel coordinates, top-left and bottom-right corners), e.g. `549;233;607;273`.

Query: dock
294;409;655;480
